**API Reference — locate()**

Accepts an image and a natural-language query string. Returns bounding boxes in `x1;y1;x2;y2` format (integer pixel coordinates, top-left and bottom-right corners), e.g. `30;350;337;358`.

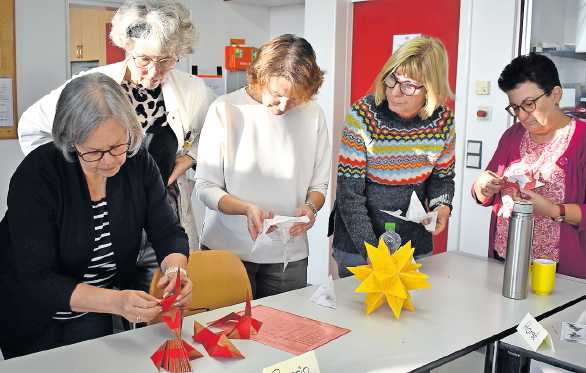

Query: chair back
149;250;252;316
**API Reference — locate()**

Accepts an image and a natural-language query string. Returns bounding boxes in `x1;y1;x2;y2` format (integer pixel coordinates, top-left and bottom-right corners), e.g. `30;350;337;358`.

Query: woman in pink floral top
472;53;586;279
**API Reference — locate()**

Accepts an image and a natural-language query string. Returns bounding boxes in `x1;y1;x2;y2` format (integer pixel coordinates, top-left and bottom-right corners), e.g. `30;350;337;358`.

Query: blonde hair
373;35;453;119
110;0;196;57
247;34;325;103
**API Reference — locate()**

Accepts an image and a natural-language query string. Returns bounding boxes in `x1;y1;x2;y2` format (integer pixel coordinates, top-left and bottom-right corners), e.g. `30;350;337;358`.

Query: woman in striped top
330;36;456;277
0;73;191;358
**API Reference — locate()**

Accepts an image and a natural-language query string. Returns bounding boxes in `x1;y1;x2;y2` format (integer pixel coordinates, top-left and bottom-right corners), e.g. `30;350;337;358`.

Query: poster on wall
392;34;421;53
0;77;14;128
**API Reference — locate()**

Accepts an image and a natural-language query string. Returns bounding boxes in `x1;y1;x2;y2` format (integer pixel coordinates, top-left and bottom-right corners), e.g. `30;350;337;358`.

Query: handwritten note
263;351;321;373
0;77;14;127
517;313;554;352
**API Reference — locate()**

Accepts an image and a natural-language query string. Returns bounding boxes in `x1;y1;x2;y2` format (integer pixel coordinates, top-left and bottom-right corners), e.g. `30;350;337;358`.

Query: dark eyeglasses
75;142;130;162
505;91;550;117
384;73;425;96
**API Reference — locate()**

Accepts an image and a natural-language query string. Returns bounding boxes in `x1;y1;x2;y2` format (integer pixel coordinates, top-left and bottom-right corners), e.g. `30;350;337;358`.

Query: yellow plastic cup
531;259;557;295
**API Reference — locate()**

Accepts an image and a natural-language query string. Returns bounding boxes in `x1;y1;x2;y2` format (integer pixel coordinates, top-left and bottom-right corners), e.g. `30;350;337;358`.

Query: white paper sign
0;77;14;127
263;350;321;373
381;191;437;232
310;275;336;309
392;34;421;53
517;313;555;352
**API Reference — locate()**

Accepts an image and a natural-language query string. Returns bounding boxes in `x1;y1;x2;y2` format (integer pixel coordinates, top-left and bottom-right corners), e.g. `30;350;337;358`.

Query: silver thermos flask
502;201;534;299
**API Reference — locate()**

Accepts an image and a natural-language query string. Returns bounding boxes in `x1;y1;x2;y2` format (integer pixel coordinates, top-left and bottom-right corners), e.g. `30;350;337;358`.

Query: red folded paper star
151;268;202;372
207;294;262;339
151;338;203;372
192;321;244;359
162;308;182;337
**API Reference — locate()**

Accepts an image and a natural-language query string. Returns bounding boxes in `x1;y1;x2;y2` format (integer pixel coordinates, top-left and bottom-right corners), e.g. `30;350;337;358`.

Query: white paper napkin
381;191;437;232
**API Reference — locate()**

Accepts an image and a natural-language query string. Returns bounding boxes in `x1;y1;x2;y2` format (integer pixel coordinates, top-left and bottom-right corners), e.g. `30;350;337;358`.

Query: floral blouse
495;121;575;261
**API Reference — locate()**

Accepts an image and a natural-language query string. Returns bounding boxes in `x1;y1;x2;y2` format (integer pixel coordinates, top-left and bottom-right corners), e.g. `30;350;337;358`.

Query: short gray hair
110;0;196;57
52;73;143;162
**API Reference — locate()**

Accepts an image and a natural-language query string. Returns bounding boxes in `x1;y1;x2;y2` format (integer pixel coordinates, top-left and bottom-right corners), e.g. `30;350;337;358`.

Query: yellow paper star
347;239;430;319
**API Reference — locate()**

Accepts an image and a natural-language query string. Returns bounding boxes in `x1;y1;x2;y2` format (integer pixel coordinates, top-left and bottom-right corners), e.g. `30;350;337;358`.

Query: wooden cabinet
69;6;116;66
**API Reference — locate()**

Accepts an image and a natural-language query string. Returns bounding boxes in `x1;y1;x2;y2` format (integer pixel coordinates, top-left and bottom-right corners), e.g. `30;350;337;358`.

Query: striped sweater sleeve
335;109;378;257
426;109;456;210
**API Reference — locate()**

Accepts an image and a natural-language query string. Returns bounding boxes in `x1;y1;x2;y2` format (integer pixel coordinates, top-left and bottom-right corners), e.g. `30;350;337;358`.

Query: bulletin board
0;0;18;139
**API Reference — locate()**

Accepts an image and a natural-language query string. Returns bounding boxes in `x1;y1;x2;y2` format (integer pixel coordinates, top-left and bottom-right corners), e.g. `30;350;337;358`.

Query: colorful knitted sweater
331;95;455;257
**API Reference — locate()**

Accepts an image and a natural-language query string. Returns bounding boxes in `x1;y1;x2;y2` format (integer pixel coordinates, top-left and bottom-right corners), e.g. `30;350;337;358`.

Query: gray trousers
243;258;308;299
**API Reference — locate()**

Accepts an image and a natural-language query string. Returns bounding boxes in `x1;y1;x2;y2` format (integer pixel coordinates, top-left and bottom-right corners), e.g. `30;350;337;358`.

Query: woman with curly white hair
18;0;215;294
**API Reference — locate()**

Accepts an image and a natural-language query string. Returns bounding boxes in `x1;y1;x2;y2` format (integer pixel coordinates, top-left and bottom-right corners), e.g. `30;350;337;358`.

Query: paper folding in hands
500;164;544;192
151;268;203;372
347;239;430;319
192;321;244;358
207;294;262;339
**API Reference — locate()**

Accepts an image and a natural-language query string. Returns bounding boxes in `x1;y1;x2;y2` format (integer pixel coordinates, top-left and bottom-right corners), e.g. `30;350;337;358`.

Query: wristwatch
553;204;566;222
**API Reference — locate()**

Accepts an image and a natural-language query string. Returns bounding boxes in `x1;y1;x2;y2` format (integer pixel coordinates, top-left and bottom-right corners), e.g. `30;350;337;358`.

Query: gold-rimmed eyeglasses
132;55;178;70
505;91;550;117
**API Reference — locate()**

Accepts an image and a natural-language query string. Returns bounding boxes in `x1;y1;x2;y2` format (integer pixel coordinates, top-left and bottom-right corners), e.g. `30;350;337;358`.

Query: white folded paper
252;215;310;270
310;275;336;309
381;191;437;232
561;322;586;344
517;313;555;352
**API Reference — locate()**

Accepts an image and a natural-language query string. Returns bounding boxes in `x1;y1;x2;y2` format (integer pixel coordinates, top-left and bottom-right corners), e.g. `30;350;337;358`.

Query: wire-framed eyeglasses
75;142;130;162
384;73;425;96
132;55;178;70
505;91;550;117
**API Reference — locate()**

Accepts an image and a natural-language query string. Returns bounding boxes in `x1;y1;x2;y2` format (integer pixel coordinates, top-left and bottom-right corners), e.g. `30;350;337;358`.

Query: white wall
188;0;270;75
269;4;305;38
0;0;68;216
304;0;352;284
450;0;519;256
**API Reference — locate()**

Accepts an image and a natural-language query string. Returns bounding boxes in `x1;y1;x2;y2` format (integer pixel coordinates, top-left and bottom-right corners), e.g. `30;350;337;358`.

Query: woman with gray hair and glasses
17;0;214;293
0;73;192;359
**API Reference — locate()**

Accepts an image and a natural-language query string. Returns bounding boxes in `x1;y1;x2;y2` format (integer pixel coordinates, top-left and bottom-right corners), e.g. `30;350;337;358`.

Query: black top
0;143;189;357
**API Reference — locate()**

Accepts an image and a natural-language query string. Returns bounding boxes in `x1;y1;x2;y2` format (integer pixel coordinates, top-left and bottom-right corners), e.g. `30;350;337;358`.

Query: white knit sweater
195;88;331;263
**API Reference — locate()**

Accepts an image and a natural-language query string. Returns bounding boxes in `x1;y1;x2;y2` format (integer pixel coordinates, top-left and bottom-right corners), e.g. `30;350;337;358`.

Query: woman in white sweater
195;34;331;298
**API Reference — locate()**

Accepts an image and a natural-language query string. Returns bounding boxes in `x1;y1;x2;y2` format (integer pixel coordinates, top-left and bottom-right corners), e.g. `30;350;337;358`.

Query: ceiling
225;0;305;6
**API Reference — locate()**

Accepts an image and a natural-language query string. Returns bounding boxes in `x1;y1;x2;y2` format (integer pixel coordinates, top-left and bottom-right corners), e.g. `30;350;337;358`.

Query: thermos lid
513;200;534;214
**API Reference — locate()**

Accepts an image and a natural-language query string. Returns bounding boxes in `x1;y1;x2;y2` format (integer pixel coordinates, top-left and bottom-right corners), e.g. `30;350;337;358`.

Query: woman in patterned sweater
331;36;456;277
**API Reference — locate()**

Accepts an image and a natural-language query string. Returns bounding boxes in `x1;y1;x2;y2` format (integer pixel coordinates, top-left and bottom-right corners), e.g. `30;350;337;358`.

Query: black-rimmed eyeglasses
384;73;425;96
505;91;550;117
75;142;130;162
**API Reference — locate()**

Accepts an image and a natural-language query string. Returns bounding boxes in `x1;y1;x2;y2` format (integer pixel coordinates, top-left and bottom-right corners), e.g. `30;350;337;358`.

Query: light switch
475;80;490;95
466;140;482;169
466;154;481;169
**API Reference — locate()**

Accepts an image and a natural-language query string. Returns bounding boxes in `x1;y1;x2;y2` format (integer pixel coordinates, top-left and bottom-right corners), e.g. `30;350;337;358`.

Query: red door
351;0;461;254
